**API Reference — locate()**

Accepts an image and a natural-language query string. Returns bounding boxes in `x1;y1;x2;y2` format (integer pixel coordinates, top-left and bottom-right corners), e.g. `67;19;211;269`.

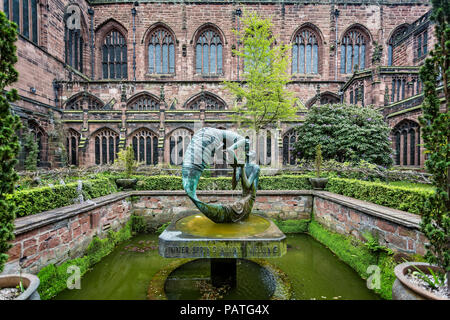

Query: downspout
132;4;138;81
334;8;339;81
88;8;94;79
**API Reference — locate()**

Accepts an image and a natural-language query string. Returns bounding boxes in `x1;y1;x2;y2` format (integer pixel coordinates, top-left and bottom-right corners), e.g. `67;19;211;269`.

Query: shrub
293;104;393;167
417;0;450;286
7;178;117;217
0;11;21;273
134;175;313;191
325;178;432;215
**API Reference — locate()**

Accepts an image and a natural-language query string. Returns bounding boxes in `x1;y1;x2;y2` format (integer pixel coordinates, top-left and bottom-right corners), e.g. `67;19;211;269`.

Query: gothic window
283;129;297;165
28;122;46;166
292;28;319;74
65;94;104;110
257;131;272;165
340;28;368;74
4;0;38;43
64;6;85;73
187;93;225;110
391;78;407;103
66;129;80;166
148;27;175;74
195;29;223;75
416;30;428;59
94;129;119;165
127;93;159;111
169;128;192;165
131;129;158;165
102;29;127;79
388;25;408;66
392;120;420;167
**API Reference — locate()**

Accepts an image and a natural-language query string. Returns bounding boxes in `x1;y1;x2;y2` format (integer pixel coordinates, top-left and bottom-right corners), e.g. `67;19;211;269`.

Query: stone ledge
313;191;421;229
14;191;132;236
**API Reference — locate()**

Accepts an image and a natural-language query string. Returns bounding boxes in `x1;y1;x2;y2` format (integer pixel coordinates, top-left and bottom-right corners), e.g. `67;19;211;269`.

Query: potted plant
392;0;449;300
0;262;40;300
0;12;40;300
115;145;138;190
309;144;328;190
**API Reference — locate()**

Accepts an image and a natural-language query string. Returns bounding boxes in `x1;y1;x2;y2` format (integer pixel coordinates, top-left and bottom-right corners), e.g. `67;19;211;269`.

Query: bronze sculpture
182;127;260;223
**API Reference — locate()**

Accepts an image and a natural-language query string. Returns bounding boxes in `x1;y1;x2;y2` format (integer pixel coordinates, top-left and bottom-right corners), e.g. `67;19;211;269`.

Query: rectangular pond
55;233;380;300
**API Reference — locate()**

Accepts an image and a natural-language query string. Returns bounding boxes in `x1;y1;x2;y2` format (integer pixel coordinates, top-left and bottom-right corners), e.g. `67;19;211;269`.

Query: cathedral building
1;0;435;169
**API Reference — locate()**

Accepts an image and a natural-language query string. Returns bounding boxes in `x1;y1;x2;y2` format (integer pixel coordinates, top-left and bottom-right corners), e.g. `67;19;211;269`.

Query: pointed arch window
283;130;298;165
131;129;158;165
148;27;175;74
65;94;104;110
169;129;192;165
340;29;368;74
392;120;420;167
102;29;127;79
292;28;319;74
127;94;159;111
388;25;408;66
4;0;39;43
66;130;80;166
187;93;225;111
195;29;223;75
64;6;84;73
94;129;119;165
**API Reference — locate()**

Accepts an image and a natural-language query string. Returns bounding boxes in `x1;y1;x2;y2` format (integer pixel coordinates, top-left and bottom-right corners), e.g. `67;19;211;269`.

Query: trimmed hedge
7;178;117;218
134;174;312;191
10;175;431;217
326;178;432;215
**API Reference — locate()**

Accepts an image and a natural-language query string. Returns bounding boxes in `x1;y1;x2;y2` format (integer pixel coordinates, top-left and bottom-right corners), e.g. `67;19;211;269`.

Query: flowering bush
293;104;393;167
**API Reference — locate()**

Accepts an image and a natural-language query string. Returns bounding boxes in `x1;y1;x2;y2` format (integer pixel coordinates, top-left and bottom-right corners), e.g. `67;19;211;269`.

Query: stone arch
387;24;410;66
392;119;420;167
95;18;128;79
340;24;372;74
166;127;193;165
27;119;48;167
90;127;120;165
126;91;160;111
291;23;324;75
64;92;105;110
305;91;340;109
66;128;81;166
183;92;227;110
128;128;159;165
282;128;298;165
143;22;177;75
63;3;89;73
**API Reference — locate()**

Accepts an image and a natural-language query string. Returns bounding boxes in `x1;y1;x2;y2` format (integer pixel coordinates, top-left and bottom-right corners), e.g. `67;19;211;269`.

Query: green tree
293;104;393;167
418;0;449;288
0;11;22;273
22;130;39;171
224;10;298;160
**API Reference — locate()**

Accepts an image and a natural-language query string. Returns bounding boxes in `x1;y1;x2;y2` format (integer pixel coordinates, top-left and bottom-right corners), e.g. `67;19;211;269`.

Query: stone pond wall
2;190;425;275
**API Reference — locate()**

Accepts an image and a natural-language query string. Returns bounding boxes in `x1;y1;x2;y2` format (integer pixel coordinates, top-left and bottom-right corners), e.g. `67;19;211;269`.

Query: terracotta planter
309;177;328;190
115;178;137;190
0;274;40;300
392;262;449;300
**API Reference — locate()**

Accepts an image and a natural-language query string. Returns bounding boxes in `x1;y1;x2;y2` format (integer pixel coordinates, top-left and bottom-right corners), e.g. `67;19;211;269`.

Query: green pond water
55;233;380;300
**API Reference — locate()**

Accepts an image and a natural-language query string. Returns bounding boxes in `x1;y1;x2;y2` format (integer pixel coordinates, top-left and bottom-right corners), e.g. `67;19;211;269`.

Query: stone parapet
2;189;426;275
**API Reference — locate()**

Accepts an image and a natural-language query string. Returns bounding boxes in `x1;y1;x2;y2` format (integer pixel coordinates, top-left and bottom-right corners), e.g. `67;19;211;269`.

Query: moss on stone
273;219;310;233
37;221;133;300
